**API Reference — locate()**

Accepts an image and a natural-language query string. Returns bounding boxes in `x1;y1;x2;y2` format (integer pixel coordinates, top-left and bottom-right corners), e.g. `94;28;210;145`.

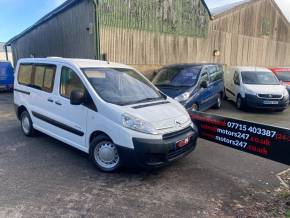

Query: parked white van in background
225;66;289;111
14;58;198;172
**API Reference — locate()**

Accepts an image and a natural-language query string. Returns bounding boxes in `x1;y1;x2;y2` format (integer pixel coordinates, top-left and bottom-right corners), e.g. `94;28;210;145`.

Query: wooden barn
5;0;290;70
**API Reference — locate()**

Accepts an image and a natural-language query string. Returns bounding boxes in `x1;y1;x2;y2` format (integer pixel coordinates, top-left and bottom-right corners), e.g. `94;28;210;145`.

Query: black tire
89;134;120;172
223;89;228;100
20;111;35;137
213;94;222;109
236;95;244;110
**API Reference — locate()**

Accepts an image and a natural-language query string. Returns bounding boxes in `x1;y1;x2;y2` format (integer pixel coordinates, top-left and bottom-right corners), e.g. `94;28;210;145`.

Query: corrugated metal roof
5;0;84;46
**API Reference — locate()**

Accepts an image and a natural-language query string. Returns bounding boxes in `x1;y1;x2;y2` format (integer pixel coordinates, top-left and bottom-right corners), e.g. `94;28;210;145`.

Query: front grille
162;126;192;140
258;94;282;99
168;143;193;160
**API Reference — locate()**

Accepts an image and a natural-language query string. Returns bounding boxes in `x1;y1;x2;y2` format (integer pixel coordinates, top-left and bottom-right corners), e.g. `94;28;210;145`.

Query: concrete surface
0;93;289;217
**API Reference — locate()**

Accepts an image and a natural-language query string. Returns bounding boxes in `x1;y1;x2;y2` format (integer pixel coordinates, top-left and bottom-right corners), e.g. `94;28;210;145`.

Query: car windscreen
82;68;164;106
241;71;280;85
152;66;201;87
275;71;290;82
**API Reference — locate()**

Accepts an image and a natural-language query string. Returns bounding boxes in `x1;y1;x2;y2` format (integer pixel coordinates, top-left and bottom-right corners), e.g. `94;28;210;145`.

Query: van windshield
241;71;280;85
152;66;201;87
82;68;164;105
275;71;290;82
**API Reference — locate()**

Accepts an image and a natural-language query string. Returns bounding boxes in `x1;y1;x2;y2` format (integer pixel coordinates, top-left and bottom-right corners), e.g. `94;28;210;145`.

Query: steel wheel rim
94;142;119;169
22;116;30;134
217;97;221;107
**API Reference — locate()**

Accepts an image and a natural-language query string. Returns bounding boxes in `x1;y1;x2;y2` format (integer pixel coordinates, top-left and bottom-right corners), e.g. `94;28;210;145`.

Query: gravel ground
0;92;289;217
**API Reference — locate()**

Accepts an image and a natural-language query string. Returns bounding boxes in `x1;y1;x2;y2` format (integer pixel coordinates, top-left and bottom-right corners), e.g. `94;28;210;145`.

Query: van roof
17;58;133;69
230;66;272;72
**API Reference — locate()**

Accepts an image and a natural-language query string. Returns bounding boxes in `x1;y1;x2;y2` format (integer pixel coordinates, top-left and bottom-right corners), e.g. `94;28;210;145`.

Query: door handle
55;101;62;106
47;98;54;103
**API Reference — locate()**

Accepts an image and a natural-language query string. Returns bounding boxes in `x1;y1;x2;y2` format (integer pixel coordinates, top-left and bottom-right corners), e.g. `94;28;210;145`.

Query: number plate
176;136;191;148
263;101;279;105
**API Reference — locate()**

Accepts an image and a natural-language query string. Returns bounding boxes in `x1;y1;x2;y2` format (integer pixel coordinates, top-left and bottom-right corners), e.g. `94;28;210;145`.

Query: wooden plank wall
100;0;290;68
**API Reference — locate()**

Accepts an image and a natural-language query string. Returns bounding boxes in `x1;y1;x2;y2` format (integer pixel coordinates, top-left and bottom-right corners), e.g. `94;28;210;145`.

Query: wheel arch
16;105;28;120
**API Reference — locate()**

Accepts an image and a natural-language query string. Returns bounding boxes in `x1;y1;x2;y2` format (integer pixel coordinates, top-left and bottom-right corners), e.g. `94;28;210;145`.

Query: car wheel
236;95;243;110
90;135;120;172
20;111;35;137
223;89;228;100
214;94;222;109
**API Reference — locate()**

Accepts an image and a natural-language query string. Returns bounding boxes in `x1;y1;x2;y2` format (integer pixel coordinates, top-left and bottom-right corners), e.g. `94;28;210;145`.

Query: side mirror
200;80;209;88
70;90;85;105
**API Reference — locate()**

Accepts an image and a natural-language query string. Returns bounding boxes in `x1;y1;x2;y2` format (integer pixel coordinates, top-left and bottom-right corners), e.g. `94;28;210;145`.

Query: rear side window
18;64;33;85
18;63;56;93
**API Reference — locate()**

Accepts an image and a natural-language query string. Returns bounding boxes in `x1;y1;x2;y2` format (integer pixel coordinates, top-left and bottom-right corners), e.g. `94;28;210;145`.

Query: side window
43;67;56;92
233;71;240;85
18;64;56;92
60;67;85;99
209;66;223;82
200;71;209;83
18;64;33;85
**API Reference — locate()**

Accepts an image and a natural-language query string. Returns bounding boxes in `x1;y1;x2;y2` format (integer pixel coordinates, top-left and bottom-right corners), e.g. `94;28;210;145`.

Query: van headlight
122;113;158;135
175;92;190;102
283;89;289;98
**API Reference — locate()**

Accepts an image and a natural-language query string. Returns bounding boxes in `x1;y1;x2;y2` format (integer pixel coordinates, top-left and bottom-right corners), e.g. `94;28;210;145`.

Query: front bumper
287;87;290;100
244;94;289;110
117;126;198;168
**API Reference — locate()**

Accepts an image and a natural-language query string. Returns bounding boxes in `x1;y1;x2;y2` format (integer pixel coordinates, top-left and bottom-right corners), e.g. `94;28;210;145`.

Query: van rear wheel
90;135;120;172
20;111;35;137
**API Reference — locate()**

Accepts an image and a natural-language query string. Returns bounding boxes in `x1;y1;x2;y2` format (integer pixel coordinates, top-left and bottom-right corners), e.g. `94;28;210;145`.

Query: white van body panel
14;58;194;156
225;66;287;101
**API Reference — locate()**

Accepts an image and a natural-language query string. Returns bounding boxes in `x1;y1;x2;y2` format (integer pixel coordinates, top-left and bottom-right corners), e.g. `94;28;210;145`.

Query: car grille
167;143;194;160
162;126;193;140
257;94;282;99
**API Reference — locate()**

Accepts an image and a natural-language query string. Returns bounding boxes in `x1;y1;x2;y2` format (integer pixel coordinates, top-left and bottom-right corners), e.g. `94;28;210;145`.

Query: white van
225;66;289;111
14;58;198;172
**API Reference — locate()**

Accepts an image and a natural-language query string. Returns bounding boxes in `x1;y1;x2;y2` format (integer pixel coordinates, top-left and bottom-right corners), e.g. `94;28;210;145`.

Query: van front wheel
90;135;120;172
20;111;35;137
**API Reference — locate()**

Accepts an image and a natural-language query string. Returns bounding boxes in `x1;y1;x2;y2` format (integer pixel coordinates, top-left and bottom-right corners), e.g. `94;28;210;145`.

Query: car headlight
122;113;158;135
283;89;289;98
175;92;190;102
244;87;256;95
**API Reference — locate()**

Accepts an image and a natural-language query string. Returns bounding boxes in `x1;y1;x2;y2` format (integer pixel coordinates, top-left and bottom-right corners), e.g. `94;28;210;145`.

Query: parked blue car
0;61;14;92
152;64;224;111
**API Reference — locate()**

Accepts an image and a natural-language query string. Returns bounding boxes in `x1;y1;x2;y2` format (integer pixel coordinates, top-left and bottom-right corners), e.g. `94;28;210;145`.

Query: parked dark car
0;61;14;92
152;64;224;111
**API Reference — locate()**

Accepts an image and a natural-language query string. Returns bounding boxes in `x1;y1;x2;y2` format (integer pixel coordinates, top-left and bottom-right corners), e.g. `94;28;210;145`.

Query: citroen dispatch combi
225;66;289;111
14;58;198;172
